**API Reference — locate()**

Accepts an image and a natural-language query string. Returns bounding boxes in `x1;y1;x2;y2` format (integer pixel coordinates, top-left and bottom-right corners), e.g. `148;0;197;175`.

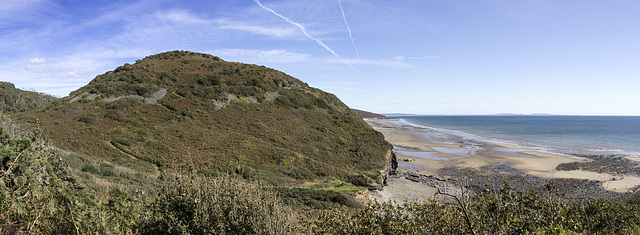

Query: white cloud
217;19;298;38
159;10;208;25
1;1;424;97
393;56;406;61
394;55;440;61
24;57;50;72
207;49;415;69
29;57;46;63
309;81;363;91
210;49;310;63
0;0;55;26
25;64;49;73
339;58;414;69
54;69;85;78
79;0;158;28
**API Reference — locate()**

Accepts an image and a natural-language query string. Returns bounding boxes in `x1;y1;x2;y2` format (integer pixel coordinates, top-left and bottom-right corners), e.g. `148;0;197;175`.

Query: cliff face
23;51;391;184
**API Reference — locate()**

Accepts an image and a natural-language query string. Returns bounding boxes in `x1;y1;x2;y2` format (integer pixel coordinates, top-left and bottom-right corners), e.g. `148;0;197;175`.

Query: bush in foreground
311;185;640;234
0;118;298;234
139;173;297;234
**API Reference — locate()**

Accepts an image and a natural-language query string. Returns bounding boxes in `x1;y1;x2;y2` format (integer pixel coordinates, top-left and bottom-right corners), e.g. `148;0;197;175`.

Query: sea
390;115;640;158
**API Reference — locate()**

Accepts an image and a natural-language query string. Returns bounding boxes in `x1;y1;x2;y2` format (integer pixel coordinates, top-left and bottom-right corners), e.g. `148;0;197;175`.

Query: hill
18;51;391;186
0;82;56;113
352;109;387;119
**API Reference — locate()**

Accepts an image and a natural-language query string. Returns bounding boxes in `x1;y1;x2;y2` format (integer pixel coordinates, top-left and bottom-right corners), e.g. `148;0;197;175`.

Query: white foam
381;118;639;160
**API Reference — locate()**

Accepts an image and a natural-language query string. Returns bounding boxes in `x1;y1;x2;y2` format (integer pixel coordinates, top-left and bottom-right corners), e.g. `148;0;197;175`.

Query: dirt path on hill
108;140;161;177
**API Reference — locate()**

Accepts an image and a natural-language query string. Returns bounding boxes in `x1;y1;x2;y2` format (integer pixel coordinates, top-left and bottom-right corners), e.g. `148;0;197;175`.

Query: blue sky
1;0;639;115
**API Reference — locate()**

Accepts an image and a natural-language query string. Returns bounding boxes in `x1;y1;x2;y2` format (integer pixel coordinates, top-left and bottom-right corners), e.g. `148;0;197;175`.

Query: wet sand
366;118;640;202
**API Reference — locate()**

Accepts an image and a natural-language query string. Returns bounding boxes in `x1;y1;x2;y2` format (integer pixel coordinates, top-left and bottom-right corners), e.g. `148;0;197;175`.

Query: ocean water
392;116;640;157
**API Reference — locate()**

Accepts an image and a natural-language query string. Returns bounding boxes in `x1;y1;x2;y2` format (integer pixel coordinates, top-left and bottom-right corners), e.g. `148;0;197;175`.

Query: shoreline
366;118;640;203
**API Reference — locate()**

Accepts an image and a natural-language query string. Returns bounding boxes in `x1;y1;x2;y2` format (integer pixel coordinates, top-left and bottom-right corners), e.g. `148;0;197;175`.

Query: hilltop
17;51;391;186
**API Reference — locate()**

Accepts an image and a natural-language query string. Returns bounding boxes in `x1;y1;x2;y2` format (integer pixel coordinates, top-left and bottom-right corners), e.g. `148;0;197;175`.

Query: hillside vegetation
4;51;640;234
17;51;390;187
4;122;640;234
0;82;56;113
352;109;387;119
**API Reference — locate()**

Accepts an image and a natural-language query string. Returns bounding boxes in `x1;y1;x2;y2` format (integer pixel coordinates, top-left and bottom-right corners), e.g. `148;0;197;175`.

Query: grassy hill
17;51;390;186
0;82;56;113
352;109;387;119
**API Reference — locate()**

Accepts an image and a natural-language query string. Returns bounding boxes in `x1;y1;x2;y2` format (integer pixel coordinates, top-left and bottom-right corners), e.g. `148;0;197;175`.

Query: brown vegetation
17;51;391;186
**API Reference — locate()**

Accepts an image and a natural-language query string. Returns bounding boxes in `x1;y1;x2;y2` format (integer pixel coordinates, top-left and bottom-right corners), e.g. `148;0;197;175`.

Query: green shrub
197;74;221;86
0;82;56;113
310;184;640;234
140;174;297;234
346;174;370;187
277;187;360;209
103;97;145;109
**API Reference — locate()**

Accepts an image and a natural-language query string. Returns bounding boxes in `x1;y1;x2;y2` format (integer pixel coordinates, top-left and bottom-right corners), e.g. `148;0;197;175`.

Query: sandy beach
366;118;640;203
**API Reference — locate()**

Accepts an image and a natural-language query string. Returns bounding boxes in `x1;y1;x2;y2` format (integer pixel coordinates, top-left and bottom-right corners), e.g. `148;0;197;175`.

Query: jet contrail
338;0;363;72
253;0;357;71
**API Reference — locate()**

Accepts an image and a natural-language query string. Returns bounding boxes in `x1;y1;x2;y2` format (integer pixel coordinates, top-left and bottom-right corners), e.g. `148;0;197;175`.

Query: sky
1;0;639;115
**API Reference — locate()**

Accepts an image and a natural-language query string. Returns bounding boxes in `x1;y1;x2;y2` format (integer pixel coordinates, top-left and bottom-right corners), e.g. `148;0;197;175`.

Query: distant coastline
385;113;640;117
365;117;640;204
352;109;387;119
389;115;640;157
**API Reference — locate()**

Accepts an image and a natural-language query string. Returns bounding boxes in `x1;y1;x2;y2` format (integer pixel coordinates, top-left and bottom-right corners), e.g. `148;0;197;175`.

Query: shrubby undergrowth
0;119;297;234
23;51;391;187
140;174;297;234
3;118;640;234
0;82;56;114
312;184;640;234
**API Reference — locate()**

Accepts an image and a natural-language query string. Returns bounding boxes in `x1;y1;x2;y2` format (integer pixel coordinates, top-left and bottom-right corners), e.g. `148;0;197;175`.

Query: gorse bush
311;184;640;235
0;119;103;234
140;173;298;234
311;200;468;234
0;117;298;234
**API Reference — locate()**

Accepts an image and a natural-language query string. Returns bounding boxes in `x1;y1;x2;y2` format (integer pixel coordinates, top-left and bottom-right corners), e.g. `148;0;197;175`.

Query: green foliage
197;74;221;86
311;184;640;234
274;89;331;110
277;187;360;209
231;97;252;105
5;109;640;234
0;117;300;234
0;121;111;233
21;51;391;185
312;200;468;234
0;82;56;113
143;50;222;61
103;97;145;110
140;173;297;234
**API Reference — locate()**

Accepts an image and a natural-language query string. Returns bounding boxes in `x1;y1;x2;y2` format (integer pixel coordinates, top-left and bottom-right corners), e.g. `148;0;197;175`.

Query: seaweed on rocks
439;164;631;202
556;154;640;176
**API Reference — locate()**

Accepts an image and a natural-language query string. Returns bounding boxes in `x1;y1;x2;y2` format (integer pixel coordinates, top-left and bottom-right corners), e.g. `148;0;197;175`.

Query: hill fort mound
25;51;390;185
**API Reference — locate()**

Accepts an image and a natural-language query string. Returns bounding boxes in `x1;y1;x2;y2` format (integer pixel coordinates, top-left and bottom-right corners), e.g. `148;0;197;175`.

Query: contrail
338;0;363;72
253;0;357;71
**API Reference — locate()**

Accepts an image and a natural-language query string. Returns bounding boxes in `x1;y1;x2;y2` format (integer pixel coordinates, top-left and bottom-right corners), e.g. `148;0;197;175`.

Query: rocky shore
366;118;640;204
